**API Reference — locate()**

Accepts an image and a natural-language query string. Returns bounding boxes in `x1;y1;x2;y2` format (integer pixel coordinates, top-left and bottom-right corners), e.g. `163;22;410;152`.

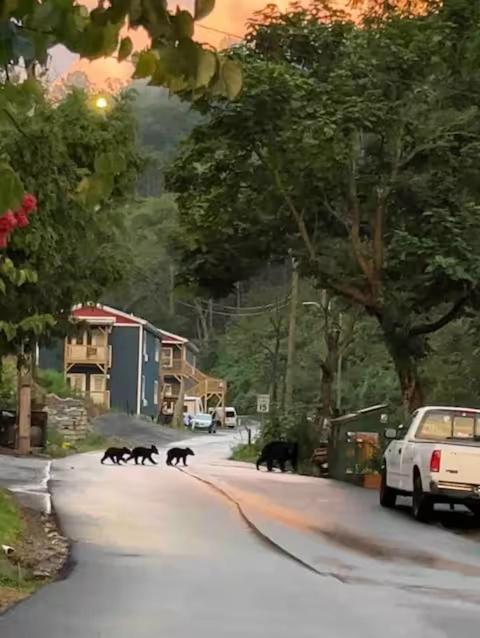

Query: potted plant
359;450;383;489
361;466;381;489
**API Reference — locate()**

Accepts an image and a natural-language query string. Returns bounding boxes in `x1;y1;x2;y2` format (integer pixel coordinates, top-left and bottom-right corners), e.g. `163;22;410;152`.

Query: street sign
256;394;270;414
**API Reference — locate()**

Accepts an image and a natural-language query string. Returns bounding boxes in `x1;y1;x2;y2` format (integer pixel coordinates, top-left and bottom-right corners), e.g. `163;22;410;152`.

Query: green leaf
0;321;17;341
133;50;157;79
174;10;194;39
194;0;215;21
0;162;23;213
220;60;242;99
196;49;217;87
118;36;133;62
0;277;5;295
77;174;114;207
95;152;126;175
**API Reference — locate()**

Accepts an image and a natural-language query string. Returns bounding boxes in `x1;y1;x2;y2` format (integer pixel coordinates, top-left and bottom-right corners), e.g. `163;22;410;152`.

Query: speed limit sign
257;394;270;413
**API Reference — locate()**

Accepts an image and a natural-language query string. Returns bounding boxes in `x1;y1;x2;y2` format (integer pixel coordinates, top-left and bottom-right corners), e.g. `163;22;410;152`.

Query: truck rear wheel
379;468;397;508
412;473;433;522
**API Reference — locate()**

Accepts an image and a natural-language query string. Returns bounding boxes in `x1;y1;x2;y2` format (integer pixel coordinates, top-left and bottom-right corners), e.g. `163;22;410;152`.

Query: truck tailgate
438;445;480;485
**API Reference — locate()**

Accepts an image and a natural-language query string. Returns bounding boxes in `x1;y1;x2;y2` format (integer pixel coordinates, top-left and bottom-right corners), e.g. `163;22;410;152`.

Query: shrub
36;369;78;399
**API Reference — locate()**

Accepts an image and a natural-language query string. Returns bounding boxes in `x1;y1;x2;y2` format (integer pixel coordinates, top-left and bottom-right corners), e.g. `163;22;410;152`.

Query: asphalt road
2;429;480;636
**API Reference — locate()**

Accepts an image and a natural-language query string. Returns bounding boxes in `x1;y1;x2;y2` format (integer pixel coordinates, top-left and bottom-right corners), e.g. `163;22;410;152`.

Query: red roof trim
72;306;140;325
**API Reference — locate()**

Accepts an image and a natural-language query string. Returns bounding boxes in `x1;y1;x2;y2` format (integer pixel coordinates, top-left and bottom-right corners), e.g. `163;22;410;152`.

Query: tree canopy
0;88;143;353
168;0;480;411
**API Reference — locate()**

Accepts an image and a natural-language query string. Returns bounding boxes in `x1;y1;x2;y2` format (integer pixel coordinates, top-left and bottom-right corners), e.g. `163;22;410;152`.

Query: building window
143;336;148;362
164;383;172;397
154;380;159;405
142;375;147;406
155;339;160;363
161;347;173;368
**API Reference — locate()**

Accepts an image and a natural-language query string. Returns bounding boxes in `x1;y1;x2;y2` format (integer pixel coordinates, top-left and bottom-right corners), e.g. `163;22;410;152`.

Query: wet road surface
2;429;480;636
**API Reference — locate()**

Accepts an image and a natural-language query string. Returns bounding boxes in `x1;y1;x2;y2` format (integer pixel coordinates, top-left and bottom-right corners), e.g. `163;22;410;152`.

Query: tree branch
347;143;375;289
409;296;469;337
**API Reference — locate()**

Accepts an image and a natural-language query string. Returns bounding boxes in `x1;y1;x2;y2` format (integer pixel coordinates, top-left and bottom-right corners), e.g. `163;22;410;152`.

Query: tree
0;88;143;355
0;0;242;208
168;1;480;412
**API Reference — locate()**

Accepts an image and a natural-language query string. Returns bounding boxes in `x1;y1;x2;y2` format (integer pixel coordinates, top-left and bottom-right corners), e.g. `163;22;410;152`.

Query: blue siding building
38;304;162;417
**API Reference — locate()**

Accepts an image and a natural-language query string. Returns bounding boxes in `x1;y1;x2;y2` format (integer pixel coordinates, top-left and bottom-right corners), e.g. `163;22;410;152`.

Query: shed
328;404;389;483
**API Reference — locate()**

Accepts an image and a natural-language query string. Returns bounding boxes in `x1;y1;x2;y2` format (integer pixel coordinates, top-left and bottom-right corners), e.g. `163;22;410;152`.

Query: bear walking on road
256;441;298;473
166;447;195;467
126;445;159;465
101;447;131;465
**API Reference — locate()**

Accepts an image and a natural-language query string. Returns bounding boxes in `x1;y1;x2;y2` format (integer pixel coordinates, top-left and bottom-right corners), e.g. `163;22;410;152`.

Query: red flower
0;231;9;248
15;211;30;228
0;210;17;232
22;193;37;214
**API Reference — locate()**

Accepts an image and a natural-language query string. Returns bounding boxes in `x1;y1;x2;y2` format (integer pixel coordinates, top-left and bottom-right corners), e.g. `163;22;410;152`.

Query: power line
196;23;244;41
176;300;288;317
194;297;290;312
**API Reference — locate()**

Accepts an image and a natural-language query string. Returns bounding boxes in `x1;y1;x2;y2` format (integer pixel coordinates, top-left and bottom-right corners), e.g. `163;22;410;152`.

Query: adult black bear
256;441;298;473
126;445;159;465
100;447;131;465
166;447;195;467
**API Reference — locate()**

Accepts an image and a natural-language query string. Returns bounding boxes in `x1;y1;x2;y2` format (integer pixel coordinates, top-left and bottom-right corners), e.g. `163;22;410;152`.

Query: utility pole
336;313;343;413
285;259;299;410
235;282;241;309
208;299;213;331
169;265;175;316
16;345;32;454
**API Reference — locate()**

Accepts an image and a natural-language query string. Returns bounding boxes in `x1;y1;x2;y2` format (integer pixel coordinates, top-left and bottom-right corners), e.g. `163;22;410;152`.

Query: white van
208;406;238;428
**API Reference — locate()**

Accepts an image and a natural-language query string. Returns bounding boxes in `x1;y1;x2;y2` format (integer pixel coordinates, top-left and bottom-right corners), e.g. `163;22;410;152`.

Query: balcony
66;344;111;367
164;358;197;379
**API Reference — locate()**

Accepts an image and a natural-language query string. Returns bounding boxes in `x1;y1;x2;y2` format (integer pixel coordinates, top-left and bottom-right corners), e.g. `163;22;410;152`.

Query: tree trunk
284;261;299;410
16;350;32;454
381;323;425;414
320;366;333;419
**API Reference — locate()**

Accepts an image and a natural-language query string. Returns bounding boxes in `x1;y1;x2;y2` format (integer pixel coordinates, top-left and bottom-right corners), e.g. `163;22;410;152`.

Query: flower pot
363;473;381;489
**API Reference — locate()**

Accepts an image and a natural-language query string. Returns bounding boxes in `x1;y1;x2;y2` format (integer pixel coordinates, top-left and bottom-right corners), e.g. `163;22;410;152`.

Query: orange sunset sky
54;0;297;88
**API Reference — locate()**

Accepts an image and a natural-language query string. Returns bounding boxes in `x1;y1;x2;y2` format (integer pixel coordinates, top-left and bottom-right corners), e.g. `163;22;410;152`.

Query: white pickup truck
381;406;480;521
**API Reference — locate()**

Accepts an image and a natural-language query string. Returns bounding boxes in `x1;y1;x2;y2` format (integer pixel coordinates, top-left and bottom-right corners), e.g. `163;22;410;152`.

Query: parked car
208;406;238;428
225;407;237;428
191;413;216;433
381;406;480;521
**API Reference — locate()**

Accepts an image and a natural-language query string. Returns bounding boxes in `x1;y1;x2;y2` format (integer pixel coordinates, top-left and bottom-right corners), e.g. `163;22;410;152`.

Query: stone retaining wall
44;395;90;442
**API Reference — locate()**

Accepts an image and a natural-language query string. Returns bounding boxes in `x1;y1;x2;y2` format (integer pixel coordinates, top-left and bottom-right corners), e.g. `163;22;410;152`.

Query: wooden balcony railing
65;344;112;367
163;357;226;399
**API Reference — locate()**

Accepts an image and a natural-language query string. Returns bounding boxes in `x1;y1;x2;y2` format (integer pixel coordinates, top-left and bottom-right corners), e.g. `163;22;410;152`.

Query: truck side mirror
384;428;397;440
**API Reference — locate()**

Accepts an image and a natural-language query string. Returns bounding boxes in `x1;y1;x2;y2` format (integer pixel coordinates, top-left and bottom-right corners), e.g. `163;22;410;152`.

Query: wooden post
169;265;175;316
17;350;32;455
285;259;299;410
173;377;185;428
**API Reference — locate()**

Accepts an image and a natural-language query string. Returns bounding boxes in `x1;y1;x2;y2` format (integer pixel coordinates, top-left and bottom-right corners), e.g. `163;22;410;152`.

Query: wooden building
39;304;163;417
160;329;226;418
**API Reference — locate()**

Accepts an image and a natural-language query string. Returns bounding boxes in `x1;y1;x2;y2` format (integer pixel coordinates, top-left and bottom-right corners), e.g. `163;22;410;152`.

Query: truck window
416;410;477;440
453;415;475;439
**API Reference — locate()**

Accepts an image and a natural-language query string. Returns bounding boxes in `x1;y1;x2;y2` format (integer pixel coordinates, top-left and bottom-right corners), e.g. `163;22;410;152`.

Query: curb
178;466;347;583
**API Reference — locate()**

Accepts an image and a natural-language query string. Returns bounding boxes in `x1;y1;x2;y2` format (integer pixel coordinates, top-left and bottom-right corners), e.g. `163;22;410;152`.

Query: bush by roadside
231;441;261;464
35;369;79;399
46;428;127;459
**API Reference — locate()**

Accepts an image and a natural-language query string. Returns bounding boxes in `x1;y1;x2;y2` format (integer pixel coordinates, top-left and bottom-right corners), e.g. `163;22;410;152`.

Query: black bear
256;441;298;473
100;447;131;465
126;445;159;465
166;447;195;467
